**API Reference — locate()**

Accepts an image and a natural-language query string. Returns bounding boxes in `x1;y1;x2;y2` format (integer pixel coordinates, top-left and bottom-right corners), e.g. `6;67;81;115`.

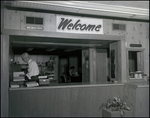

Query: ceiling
5;1;149;55
4;1;149;21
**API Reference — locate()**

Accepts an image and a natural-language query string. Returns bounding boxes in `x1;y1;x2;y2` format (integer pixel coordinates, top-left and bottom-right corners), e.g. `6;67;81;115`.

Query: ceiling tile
88;1;113;5
128;1;149;9
108;1;135;6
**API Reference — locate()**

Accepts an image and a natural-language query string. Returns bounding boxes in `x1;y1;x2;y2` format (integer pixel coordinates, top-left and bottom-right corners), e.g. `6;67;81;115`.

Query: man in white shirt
21;52;39;81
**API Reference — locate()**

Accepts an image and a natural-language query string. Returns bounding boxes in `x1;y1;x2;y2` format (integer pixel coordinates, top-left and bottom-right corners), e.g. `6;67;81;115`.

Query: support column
1;34;9;117
89;48;97;82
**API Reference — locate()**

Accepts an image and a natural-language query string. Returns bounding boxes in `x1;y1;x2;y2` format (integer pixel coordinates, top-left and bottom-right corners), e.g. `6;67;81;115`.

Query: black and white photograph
1;1;149;117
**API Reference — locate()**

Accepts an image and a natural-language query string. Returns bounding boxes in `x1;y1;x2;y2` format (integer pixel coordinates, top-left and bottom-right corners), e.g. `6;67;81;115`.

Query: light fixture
27;48;34;51
46;48;56;52
64;48;79;52
13;41;101;47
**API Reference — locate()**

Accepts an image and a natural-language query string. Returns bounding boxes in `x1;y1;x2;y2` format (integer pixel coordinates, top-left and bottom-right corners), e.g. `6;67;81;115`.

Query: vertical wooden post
110;39;126;83
96;49;107;83
137;51;144;72
1;34;9;117
89;48;97;82
118;39;127;83
82;49;89;82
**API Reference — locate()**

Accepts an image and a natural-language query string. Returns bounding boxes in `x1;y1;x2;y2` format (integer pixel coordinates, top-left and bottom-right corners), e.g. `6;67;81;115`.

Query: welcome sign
56;15;103;34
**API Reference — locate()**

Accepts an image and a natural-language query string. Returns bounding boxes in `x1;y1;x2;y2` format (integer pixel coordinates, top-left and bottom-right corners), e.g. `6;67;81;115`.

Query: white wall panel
4;9;21;29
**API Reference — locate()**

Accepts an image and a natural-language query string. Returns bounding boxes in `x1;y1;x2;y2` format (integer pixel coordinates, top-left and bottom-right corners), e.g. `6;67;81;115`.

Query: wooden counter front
123;82;149;117
9;82;124;117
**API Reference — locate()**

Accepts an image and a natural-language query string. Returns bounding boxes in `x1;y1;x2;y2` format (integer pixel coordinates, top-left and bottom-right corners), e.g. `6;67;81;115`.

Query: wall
2;8;149;117
96;49;107;82
9;85;124;117
4;9;56;32
4;9;149;77
103;19;149;76
123;83;149;117
82;49;89;82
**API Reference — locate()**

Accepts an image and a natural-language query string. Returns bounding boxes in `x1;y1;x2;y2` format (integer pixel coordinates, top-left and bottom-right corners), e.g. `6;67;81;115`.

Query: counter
9;82;149;117
9;81;124;90
123;82;149;117
125;82;149;88
9;82;124;117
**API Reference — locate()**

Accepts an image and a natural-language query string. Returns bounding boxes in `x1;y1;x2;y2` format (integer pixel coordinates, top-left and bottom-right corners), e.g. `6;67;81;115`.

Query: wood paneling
103;19;149;77
135;87;149;117
110;42;118;80
82;49;89;82
118;40;127;83
2;29;124;41
109;40;124;82
20;11;56;31
4;9;21;29
123;83;149;117
137;51;144;72
1;1;4;31
1;35;9;117
89;48;97;82
96;49;107;82
126;48;145;82
9;85;124;117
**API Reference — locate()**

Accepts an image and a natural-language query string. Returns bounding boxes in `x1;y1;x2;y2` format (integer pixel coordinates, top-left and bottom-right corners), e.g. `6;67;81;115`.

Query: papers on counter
38;76;47;79
13;72;25;77
13;77;25;81
25;81;39;87
10;84;20;88
13;71;25;81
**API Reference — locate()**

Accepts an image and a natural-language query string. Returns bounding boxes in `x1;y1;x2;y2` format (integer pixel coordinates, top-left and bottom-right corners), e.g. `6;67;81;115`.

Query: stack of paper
10;84;20;88
13;72;25;81
38;76;47;79
13;72;25;77
13;77;25;81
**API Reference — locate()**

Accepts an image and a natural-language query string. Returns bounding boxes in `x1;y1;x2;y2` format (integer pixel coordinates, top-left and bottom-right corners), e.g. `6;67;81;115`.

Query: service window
127;48;145;82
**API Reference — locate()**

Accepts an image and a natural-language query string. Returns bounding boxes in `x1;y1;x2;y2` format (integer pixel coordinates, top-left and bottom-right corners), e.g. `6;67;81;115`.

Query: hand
24;70;28;74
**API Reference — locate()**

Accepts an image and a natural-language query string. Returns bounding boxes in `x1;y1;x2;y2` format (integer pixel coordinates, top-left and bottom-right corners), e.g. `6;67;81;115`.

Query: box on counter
39;78;50;85
25;81;39;87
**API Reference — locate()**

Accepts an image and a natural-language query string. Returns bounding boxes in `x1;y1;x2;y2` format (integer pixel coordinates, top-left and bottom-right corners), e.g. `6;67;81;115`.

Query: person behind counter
21;52;39;82
68;66;79;82
69;66;79;77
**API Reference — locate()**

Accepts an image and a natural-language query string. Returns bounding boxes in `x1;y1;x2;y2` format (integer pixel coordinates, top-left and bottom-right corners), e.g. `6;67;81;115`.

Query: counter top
125;82;149;88
9;81;124;91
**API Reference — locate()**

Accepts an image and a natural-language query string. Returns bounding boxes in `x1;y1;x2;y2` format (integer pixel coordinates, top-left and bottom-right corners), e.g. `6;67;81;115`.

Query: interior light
46;48;56;52
64;48;79;52
27;48;34;51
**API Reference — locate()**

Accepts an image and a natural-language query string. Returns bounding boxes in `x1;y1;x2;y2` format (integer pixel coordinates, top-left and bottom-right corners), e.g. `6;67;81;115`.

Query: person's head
21;52;30;63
